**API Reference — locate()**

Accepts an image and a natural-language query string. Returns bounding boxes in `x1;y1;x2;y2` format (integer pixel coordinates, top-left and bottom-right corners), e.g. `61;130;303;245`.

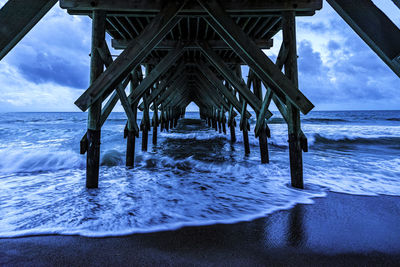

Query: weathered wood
255;88;273;138
154;77;187;108
195;63;252;119
198;42;272;117
195;78;231;112
112;39;273;50
0;0;57;60
74;2;184;111
60;0;322;13
141;93;150;152
327;0;400;77
250;73;270;164
126;69;140;168
228;105;237;143
129;44;185;105
283;11;303;189
138;62;185;111
86;10;105;189
152;104;159;146
199;0;315;114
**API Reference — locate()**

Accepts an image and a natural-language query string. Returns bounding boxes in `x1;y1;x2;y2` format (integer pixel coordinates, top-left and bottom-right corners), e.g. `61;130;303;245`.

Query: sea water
0;111;399;237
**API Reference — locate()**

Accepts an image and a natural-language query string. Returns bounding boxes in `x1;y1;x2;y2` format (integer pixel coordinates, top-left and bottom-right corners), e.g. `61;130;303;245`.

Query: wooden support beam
60;0;322;13
152;94;159;146
86;10;106;189
141;93;150;152
198;0;315;114
195;79;231;112
74;1;184;111
138;62;185;111
228;105;237;143
241;101;250;155
126;70;139;168
112;39;273;50
283;11;303;189
255;88;273;138
197;42;272;118
0;0;57;60
154;76;187;108
252;74;271;164
129;44;185;105
327;0;400;78
195;63;252;119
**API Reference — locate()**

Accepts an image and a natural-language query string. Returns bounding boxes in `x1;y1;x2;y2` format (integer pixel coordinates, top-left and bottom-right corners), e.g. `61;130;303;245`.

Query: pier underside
1;0;398;189
59;0;321;189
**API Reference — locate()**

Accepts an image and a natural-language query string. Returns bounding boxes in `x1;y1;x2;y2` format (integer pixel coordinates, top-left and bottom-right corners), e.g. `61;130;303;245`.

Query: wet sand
1;192;400;266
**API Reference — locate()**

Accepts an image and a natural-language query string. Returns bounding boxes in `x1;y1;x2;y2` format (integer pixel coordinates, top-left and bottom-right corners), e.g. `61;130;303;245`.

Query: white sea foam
0;148;85;174
0;112;399;238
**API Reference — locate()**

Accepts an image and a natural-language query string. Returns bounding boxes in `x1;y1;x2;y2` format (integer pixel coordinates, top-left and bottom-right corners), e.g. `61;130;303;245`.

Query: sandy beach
1;191;400;266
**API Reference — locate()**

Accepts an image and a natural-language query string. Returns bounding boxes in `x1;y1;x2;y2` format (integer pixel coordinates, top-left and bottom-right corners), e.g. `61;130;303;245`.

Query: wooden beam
60;0;322;13
0;0;57;60
195;80;231;112
283;11;303;189
327;0;400;77
393;0;400;9
154;77;187;108
138;62;185;110
86;10;106;189
128;44;185;105
255;88;273;138
198;42;272;117
112;39;273;50
74;1;184;111
195;64;252;119
199;0;315;114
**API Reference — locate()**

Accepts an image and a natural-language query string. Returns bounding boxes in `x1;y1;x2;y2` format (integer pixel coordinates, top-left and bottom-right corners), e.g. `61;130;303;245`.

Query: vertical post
141;94;149;152
142;125;148;151
217;108;222;134
126;69;139;168
227;83;236;143
237;65;250;155
152;105;158;146
283;11;303;189
86;10;105;189
242;119;250;155
213;108;218;131
230;120;236;143
253;75;269;164
169;108;174;129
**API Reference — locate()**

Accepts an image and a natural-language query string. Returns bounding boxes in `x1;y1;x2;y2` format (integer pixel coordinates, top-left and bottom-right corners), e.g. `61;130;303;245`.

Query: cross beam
112;39;273;50
60;0;322;13
74;1;184;111
0;0;57;60
327;0;400;78
198;0;314;114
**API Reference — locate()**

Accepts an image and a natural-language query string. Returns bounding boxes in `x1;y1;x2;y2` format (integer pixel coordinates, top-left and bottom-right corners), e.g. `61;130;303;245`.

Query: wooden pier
1;0;399;189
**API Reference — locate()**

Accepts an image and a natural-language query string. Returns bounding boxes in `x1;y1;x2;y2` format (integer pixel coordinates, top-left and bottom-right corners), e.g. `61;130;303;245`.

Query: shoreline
1;191;400;266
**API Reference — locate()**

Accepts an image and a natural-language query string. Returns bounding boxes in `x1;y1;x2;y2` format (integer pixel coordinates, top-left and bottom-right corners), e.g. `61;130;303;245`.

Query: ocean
0;110;399;237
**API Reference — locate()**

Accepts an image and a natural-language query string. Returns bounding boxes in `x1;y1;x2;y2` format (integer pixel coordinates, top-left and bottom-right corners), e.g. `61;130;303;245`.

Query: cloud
295;2;400;110
0;0;399;112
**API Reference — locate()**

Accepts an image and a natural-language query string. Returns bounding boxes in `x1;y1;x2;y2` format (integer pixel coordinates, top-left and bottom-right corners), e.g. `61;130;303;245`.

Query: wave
387;118;400;122
304;118;348;123
0;149;85;174
312;134;400;146
159;131;228;141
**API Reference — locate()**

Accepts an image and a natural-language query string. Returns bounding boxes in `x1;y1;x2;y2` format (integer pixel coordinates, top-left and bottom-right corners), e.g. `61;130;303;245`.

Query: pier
1;0;399;189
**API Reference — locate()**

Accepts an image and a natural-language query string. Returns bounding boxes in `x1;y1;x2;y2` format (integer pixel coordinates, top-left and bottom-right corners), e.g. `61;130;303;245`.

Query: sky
0;0;399;112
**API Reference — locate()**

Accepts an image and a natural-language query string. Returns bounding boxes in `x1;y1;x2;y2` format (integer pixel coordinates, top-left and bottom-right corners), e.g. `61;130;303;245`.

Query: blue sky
0;0;399;112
